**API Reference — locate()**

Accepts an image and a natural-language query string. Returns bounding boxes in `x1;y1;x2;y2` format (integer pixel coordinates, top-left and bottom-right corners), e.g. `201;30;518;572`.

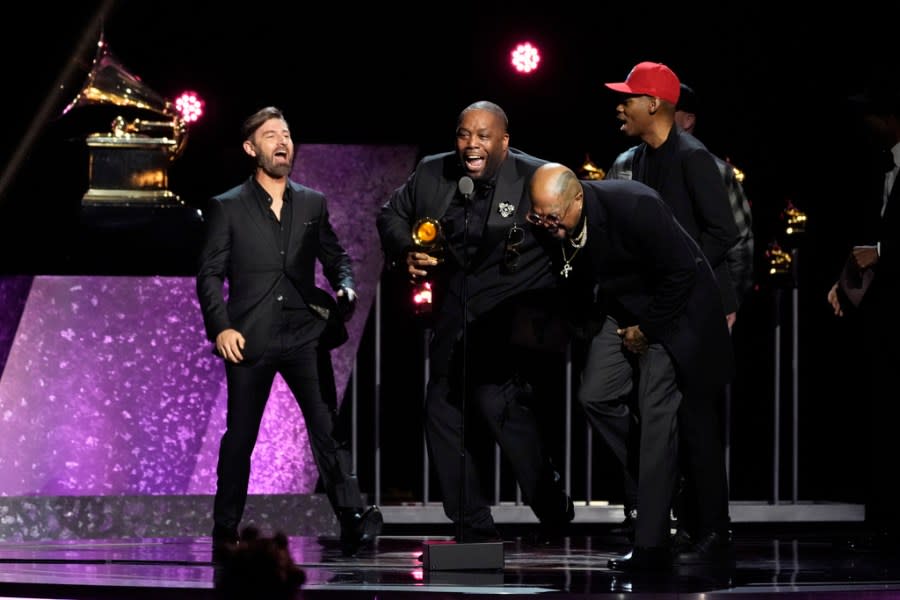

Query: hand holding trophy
410;217;443;315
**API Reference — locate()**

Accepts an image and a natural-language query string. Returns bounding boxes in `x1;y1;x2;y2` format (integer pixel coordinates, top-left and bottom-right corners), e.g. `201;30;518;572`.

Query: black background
1;1;897;505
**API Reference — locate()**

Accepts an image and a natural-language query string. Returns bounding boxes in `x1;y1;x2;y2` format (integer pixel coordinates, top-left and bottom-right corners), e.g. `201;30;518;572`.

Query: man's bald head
528;163;584;239
531;163;580;211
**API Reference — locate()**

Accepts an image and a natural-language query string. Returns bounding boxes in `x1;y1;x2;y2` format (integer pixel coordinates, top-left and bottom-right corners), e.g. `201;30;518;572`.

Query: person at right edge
376;100;574;543
826;79;899;553
600;61;739;565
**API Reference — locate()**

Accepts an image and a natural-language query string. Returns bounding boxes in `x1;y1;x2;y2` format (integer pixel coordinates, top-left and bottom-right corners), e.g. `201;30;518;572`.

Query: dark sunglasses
525;202;571;233
503;224;525;273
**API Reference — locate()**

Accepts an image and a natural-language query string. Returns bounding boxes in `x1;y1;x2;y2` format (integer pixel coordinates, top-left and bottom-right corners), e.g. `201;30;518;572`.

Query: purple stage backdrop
0;144;417;498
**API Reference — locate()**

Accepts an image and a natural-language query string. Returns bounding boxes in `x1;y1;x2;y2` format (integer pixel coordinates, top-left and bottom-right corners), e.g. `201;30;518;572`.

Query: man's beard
258;153;293;178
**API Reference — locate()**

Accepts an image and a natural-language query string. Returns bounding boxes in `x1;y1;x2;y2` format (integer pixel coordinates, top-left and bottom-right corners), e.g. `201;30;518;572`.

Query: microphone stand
422;176;504;572
457;190;469;544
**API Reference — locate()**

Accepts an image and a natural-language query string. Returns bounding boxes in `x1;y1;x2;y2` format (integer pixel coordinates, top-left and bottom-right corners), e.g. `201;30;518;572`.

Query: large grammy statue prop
63;36;201;208
61;35;204;274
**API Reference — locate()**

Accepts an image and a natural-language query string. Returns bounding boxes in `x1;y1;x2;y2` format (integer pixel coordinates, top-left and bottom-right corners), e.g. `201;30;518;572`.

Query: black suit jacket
612;127;740;314
196;177;355;361
376;148;559;373
577;178;734;394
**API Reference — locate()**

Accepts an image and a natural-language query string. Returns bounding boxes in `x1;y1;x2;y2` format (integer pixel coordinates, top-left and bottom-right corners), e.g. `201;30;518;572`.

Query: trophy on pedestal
62;35;203;208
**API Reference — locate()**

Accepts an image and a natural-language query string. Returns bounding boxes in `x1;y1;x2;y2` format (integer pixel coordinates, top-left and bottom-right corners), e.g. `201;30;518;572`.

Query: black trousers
578;316;681;548
424;317;567;530
860;288;900;533
213;311;362;531
676;384;731;537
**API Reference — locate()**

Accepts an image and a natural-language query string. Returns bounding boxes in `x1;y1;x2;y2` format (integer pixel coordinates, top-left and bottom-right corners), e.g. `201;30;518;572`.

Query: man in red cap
578;61;738;569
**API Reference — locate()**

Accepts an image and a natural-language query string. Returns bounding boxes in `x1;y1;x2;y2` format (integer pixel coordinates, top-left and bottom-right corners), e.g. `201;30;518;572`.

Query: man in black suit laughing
197;106;381;558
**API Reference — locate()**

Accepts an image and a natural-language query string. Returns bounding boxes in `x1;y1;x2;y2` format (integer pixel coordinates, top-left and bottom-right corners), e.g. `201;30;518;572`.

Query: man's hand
726;312;737;332
216;328;245;363
406;251;439;283
617;325;649;355
851;245;879;270
337;287;357;321
826;281;844;317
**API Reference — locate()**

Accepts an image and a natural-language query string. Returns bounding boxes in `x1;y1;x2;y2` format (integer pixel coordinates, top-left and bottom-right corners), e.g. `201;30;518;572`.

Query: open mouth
464;153;484;172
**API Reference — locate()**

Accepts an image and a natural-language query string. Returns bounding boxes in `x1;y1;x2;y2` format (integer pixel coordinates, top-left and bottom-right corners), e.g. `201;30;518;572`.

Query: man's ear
242;139;256;157
648;97;660;115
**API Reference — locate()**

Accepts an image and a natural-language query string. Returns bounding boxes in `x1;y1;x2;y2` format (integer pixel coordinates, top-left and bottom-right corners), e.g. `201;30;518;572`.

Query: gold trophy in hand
411;217;443;315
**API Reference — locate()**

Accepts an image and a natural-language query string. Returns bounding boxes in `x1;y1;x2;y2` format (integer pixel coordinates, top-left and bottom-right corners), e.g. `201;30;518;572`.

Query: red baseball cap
605;62;681;105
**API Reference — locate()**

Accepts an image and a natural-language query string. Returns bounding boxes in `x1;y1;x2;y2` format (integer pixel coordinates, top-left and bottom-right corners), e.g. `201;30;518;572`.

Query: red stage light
412;280;433;315
510;42;540;74
174;91;204;123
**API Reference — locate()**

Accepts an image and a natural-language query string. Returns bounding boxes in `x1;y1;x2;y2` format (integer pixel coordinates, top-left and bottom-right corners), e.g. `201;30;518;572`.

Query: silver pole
773;289;781;505
423;327;431;503
792;249;800;503
494;445;501;505
374;280;382;506
564;342;572;496
352;356;358;474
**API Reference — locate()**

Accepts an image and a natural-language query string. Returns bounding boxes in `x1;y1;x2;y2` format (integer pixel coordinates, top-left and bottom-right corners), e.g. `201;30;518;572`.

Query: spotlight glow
175;91;204;123
412;280;433;311
510;42;540;74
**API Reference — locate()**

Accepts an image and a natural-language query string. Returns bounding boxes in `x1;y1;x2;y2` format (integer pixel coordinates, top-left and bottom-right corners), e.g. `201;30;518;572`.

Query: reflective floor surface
0;523;898;599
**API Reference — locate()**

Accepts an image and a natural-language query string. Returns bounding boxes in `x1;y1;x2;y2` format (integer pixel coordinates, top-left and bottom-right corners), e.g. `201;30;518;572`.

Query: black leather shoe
211;524;240;562
607;546;672;571
340;506;383;556
610;508;637;541
531;494;575;544
671;527;693;553
674;530;734;565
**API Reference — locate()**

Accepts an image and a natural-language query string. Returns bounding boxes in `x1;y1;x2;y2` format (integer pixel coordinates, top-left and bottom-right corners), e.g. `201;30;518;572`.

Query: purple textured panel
0;276;33;376
294;143;419;403
0;276;220;496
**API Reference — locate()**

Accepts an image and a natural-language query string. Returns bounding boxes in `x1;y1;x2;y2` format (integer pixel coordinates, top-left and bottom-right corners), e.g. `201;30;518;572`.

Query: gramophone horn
63;39;174;118
63;36;191;206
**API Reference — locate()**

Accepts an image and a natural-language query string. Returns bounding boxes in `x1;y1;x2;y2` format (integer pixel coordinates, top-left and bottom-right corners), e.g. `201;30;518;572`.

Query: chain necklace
569;215;588;248
560;215;587;278
560;245;581;278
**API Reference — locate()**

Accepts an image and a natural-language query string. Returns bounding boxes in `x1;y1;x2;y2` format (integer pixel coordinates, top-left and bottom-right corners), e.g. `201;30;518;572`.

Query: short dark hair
241;106;287;141
675;83;698;114
214;526;305;600
458;100;509;132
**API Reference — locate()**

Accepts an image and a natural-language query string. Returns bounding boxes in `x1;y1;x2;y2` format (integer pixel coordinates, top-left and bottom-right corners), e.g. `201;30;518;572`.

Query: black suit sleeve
315;195;355;292
683;147;739;268
376;168;419;266
628;194;698;343
196;198;232;341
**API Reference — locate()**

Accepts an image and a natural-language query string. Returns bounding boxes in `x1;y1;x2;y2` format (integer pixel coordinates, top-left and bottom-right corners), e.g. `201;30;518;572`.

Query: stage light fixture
510;42;540;74
175;91;204;124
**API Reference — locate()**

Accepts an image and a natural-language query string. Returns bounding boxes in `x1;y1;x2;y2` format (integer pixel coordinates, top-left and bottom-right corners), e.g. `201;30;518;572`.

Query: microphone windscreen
458;176;475;197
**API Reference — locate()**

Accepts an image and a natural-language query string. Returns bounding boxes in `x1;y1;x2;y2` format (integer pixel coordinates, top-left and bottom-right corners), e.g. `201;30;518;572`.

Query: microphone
458;176;475;200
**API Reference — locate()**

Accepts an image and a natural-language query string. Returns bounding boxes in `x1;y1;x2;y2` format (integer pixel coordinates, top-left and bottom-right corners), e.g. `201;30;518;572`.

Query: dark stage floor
1;523;899;599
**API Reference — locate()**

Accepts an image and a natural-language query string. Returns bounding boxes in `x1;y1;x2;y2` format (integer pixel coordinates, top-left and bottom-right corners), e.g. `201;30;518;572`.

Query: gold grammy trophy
63;38;189;207
411;218;443;315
